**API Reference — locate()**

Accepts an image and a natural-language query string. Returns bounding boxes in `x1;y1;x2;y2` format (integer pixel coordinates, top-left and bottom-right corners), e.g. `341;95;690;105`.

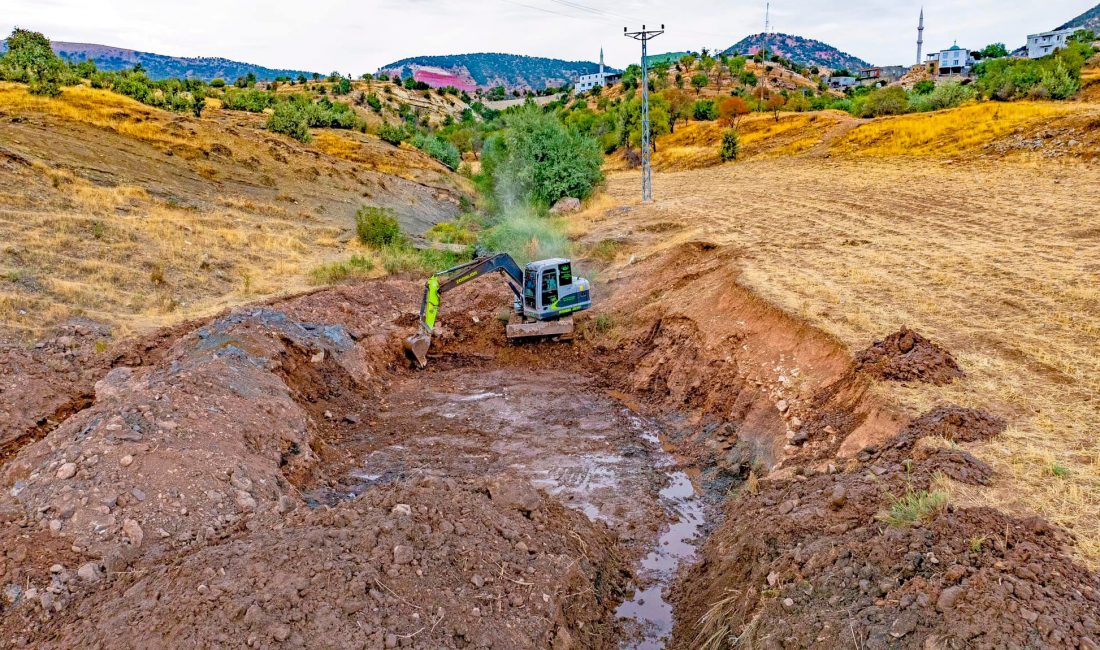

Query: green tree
692;99;718;120
690;73;709;93
857;86;909;117
617;95;670;151
912;79;936;95
0;28;64;96
979;43;1009;59
1041;59;1079;99
479;106;603;208
719;129;739;162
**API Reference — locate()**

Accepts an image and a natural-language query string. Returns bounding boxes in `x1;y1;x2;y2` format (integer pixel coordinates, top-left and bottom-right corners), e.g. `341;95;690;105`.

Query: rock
776;400;789;413
789;417;803;430
77;562;101;583
49;519;62;532
471;575;485;588
270;624;291;642
56;463;77;480
766;571;779;587
119;455;134;467
2;584;22;605
936;586;963;611
944;564;966;584
392;545;414;565
49;564;63;574
782;597;795;609
94;367;134;401
548;197;581;215
789;430;808;446
391;504;412;517
235;491;257;511
123;518;144;547
131;488;147;502
277;495;296;514
385;633;398;648
778;500;797;515
828;485;848;510
487;480;542;514
1019;608;1039;623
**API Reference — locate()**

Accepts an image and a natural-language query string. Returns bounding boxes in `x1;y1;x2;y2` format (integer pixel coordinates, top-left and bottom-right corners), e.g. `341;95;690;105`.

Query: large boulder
549;197;581;215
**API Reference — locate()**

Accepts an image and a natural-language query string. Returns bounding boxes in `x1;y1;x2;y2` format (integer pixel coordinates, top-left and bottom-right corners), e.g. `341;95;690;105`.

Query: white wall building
1026;28;1080;59
927;43;975;76
575;48;617;92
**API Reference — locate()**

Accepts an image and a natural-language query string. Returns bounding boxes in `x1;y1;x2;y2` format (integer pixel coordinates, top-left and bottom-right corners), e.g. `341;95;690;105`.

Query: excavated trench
305;364;718;648
3;243;1099;648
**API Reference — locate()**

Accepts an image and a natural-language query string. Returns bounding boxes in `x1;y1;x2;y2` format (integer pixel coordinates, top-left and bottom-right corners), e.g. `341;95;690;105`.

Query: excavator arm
404;253;524;367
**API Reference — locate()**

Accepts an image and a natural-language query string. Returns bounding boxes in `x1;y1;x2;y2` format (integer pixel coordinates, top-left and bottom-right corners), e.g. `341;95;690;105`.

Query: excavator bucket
403;330;432;368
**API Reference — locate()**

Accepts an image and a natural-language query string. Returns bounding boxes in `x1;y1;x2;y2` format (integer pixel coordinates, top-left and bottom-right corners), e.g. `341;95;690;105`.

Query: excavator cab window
523;271;537;309
541;269;558;310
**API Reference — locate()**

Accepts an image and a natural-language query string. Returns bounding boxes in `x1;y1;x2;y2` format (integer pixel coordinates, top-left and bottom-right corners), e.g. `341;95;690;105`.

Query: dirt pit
310;365;716;648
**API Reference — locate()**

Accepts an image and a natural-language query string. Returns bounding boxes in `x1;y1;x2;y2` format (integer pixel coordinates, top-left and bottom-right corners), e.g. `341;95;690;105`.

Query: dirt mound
855;327;963;385
891;406;1007;449
3;477;624;649
674;449;1100;648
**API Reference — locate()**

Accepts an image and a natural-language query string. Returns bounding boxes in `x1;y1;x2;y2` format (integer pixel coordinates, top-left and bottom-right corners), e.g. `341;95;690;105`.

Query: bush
426;221;478;245
356;206;403;248
478;106;603;209
309;255;374;285
857;86;910;117
909;81;977;112
210;78;226;88
377;122;408;145
412;133;461;170
690;73;709;92
719;129;739;162
267;101;311;142
912;79;936;95
692;99;718;120
222;89;275;112
366;92;382;112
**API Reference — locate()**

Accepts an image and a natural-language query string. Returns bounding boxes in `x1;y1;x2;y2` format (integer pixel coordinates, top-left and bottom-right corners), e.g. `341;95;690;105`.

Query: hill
0;82;468;340
0;40;315;81
723;32;871;71
378;53;612;90
1058;2;1100;31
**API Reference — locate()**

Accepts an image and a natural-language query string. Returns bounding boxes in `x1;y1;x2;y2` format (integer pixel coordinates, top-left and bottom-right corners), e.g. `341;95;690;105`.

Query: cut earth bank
0;241;1097;648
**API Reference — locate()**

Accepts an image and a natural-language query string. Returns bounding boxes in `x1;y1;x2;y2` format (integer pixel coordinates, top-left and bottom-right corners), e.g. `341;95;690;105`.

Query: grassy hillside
1059;2;1100;31
724;32;871;71
0;82;469;340
0;40;315;81
379;53;611;90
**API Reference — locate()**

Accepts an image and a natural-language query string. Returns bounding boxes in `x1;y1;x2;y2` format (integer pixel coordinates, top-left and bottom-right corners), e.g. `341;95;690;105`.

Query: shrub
479;210;570;264
690;73;709;92
222;89;275;112
309;255;374;284
912;79;936;95
719;129;739;162
692;99;718;120
366;92;382;112
356;206;403;248
1041;60;1079;99
426;221;478;245
210;78;226;88
914;81;977;111
267;101;311;142
857;86;910;117
377;122;407;145
412;133;461;170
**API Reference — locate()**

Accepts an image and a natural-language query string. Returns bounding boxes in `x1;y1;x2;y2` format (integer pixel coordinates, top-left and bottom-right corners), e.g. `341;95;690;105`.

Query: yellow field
578;155;1100;564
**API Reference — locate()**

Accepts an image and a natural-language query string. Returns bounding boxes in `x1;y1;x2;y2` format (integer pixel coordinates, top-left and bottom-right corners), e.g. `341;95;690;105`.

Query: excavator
403;253;592;367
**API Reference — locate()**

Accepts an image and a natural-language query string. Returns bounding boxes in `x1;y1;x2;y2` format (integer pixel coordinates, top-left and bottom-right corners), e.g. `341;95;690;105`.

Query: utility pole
624;24;664;204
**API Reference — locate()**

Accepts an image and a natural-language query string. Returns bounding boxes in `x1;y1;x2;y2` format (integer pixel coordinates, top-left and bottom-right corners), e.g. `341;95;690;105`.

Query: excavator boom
404;254;524;367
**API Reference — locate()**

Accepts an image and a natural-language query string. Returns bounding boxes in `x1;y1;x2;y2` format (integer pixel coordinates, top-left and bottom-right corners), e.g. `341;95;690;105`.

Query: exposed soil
854;327;964;386
1;242;1098;649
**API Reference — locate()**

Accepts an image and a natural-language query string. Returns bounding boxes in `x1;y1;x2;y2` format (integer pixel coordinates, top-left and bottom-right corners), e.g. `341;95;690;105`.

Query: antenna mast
624;24;665;204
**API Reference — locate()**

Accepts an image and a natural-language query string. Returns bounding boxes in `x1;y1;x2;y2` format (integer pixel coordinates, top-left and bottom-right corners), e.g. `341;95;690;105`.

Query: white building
575;48;618;92
1026;28;1080;59
927;43;975;76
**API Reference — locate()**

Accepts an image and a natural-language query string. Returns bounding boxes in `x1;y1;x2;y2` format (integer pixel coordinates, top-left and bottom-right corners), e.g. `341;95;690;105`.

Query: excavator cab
404;253;591;368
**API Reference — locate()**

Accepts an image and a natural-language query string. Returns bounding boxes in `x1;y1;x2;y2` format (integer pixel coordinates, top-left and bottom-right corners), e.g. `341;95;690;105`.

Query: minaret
917;8;925;65
599;47;605;78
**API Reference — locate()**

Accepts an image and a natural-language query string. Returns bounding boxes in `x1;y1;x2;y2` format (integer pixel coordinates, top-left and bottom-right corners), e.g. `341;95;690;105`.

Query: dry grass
0;170;344;337
580;154;1100;564
833;102;1076;156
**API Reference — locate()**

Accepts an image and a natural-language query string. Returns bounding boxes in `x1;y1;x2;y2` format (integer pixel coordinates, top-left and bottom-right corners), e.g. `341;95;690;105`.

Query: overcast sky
2;0;1093;72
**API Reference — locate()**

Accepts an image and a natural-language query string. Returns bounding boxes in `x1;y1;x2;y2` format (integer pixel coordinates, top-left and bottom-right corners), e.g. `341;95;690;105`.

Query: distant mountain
722;33;871;71
0;40;315;82
378;53;615;91
1058;2;1100;31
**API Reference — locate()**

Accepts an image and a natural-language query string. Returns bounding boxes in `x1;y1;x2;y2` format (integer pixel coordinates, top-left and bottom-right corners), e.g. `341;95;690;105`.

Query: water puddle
615;433;707;648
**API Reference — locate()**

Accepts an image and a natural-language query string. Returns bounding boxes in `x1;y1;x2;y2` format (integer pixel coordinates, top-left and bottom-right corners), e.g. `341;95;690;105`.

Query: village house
857;66;908;86
1026;27;1081;59
926;43;975;76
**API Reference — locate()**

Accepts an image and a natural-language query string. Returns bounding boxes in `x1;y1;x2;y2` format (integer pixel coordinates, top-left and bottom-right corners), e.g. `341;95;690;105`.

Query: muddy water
331;368;710;647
